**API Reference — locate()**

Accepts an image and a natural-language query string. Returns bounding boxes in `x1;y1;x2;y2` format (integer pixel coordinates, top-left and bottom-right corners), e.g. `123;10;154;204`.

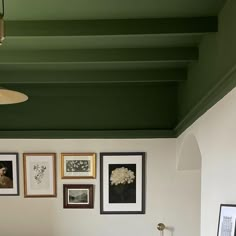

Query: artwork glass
63;184;94;208
0;153;19;196
100;152;145;214
217;204;236;236
61;153;96;179
23;153;57;197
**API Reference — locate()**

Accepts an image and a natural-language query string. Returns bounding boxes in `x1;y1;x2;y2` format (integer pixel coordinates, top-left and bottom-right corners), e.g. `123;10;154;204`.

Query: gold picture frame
23;153;57;198
61;153;96;179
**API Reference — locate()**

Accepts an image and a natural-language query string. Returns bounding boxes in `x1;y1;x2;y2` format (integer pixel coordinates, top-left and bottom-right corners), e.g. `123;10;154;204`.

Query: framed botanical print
23;153;57;197
63;184;94;209
61;153;96;179
0;153;19;196
217;204;236;236
100;152;145;214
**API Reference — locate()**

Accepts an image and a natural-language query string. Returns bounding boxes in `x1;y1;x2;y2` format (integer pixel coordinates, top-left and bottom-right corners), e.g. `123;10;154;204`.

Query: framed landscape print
217;204;236;236
63;184;94;209
0;153;19;196
61;153;96;179
23;153;57;197
100;152;145;214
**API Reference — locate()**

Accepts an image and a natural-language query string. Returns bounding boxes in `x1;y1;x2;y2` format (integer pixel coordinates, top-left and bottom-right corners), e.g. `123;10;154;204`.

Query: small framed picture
100;152;145;214
61;153;96;179
63;184;94;209
0;153;19;196
217;204;236;236
23;153;57;197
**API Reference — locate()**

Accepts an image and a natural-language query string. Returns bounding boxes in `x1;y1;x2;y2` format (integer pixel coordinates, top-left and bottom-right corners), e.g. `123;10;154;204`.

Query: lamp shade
0;89;28;104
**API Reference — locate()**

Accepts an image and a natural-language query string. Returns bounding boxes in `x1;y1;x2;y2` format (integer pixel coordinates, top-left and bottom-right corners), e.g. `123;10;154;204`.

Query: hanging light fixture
0;88;28;104
0;0;29;104
0;0;4;45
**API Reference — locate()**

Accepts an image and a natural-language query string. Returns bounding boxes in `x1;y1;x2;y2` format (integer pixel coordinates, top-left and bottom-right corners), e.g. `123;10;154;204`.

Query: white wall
177;86;236;236
0;139;200;236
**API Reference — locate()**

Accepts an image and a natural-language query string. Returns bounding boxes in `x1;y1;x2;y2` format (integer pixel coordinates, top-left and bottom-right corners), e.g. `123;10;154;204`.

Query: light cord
1;0;4;17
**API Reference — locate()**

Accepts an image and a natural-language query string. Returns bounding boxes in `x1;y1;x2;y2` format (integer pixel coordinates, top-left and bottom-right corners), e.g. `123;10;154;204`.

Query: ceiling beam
0;47;198;64
0;69;186;84
5;17;218;37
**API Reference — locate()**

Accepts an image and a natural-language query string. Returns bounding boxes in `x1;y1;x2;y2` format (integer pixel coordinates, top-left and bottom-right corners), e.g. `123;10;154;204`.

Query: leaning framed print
0;153;19;196
61;153;96;179
217;204;236;236
23;153;57;197
100;152;145;214
63;184;94;209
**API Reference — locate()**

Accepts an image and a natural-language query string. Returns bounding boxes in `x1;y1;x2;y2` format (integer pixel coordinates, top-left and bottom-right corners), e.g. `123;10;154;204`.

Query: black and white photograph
63;184;94;209
100;152;145;214
61;153;96;179
66;160;90;173
68;189;89;204
0;153;19;196
217;204;236;236
109;163;136;204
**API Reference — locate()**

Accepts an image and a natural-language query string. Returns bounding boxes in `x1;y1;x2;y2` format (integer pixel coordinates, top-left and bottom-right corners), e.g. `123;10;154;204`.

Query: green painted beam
5;17;218;37
0;69;186;84
0;48;198;63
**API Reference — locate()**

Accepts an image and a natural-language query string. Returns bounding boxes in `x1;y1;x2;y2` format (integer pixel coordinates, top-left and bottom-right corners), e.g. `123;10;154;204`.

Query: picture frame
61;153;96;179
0;153;19;196
100;152;145;214
23;153;57;197
63;184;94;209
217;204;236;236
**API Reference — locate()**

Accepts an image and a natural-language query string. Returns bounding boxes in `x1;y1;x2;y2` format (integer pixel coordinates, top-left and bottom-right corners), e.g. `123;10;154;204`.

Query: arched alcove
177;133;202;171
177;133;202;236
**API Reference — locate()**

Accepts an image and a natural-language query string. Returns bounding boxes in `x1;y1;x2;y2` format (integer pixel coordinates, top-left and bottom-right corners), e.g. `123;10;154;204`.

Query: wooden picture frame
63;184;94;209
217;204;236;236
100;152;145;214
23;153;57;197
0;153;19;196
61;153;96;179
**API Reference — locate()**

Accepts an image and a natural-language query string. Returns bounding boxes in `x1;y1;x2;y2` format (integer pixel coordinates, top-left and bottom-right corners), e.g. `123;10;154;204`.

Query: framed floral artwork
217;204;236;236
61;153;96;179
100;152;145;214
63;184;94;209
23;153;57;197
0;153;19;196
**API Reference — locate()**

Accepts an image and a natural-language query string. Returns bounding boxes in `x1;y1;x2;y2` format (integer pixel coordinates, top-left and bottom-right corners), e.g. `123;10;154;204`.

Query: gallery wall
0;138;200;236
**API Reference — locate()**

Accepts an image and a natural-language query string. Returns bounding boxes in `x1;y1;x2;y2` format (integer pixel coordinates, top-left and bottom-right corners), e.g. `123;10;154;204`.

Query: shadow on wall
177;133;202;171
166;226;175;236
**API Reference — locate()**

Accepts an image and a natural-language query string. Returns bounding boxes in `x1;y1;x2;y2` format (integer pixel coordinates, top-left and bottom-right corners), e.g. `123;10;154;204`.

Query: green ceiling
0;0;228;138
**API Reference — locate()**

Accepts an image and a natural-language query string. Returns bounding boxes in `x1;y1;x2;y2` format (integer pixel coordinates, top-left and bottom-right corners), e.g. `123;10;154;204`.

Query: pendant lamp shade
0;88;28;104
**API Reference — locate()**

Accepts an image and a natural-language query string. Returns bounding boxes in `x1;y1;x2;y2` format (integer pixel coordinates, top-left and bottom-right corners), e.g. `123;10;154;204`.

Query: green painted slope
176;0;236;135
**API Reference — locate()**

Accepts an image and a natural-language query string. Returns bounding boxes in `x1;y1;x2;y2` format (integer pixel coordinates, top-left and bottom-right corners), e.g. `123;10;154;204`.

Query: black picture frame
100;152;145;214
0;152;19;196
217;204;236;236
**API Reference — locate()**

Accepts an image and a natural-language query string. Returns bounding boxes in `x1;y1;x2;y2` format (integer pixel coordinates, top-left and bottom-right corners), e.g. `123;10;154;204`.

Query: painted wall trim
0;129;176;139
174;62;236;136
